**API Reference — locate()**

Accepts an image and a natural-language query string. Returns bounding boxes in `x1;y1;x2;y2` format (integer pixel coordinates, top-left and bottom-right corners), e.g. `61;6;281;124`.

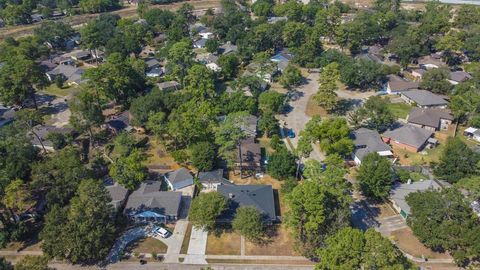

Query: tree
190;141;216;172
41;179;116;264
184;65;215;100
80;14;118;63
434;138;479;183
317;227;413;270
31;148;89;206
215;112;249;167
129;89;165;126
114;132;138;157
286;179;351;258
189;192;227;230
279;64;302;89
109;148;148;190
258;112;278;137
305;117;353;157
83;53;146;105
14;256;52;270
2;179;33;217
0;257;12;270
406;188;480;265
79;0;119;13
258;91;285;114
69;91;104;148
218;54;240;80
267;147;296;180
167;39;195;83
282;22;307;48
34;21;74;49
420;68;453;94
357;153;393;200
232;207;265;242
16;109;47;153
314;62;339;112
358;96;395;131
46;133;67;151
252;0;273;17
339;58;386;90
205;38;219;53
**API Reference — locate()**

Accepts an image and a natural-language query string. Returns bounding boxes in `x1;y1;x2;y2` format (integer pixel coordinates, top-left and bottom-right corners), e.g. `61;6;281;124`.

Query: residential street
49;262;314;270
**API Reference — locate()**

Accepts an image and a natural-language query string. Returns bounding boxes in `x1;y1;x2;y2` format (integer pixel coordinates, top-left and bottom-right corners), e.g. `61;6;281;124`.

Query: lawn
180;223;192;254
245;224;298;256
391;228;451;259
43;84;81;97
393;144;444;166
206;229;241;255
387;102;412;119
125;237;168;254
145;137;182;171
305;95;328;117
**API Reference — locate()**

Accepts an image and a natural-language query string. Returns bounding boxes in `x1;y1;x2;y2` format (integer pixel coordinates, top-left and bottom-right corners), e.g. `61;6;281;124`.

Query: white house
464;127;480;142
198;169;233;191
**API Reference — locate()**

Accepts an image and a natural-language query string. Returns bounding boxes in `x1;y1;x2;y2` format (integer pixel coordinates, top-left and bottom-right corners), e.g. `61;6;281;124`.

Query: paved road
50;262;315;270
277;72;325;162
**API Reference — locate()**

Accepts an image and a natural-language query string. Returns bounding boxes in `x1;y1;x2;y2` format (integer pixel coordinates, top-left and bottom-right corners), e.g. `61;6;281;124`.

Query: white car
156;227;170;238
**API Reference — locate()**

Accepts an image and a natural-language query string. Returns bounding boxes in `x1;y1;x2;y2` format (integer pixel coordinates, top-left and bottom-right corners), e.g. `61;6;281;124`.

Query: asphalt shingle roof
407;108;453;128
217;185;276;221
352;128;391;161
401;90;448;107
390;180;450;215
382;124;433;150
125;181;182;217
198;169;232;185
165;167;193;188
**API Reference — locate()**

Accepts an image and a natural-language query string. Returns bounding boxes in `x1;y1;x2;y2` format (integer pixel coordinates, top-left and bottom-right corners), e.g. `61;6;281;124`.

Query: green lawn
43;84;81;97
387;102;413;119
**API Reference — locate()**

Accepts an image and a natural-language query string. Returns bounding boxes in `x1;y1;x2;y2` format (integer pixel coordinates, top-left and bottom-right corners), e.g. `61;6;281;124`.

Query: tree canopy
189;192;227;230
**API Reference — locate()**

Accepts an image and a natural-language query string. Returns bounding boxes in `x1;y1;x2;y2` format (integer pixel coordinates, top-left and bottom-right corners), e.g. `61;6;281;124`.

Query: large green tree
267;147;296;180
189;192;227;230
434;138;479;183
314;62;339;112
232;207;265;242
420;68;453;94
109;148;148;190
357;153;393;200
190;141;216;172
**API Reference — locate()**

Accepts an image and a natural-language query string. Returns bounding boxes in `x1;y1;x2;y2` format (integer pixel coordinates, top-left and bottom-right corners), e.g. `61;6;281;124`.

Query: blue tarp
135;211;165;218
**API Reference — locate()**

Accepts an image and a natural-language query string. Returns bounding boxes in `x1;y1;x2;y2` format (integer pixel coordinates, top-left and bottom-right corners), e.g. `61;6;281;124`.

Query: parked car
155;227;170;238
287;128;295;138
139;259;147;265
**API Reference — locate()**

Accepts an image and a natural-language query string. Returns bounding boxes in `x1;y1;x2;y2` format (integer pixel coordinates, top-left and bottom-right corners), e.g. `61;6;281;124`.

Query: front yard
125;237;168;255
206;229;241;255
391;228;451;260
245;224;298;256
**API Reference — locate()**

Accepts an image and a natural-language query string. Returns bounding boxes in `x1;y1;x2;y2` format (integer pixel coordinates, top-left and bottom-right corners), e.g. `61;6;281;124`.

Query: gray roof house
407;108;454;131
0;105;16;128
382;124;435;152
240;114;258;137
29;125;74;152
219;42;238;55
194;38;208;48
217;185;277;223
104;177;129;211
157;81;181;91
46;65;85;86
385;75;420;94
164;167;194;191
448;71;472;85
400;90;448;108
106;110;132;134
124;181;182;223
390;179;451;219
198;169;233;191
351;128;393;165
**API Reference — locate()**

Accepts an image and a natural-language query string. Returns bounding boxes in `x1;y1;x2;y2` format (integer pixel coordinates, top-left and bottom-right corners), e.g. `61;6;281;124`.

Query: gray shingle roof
382;124;434;150
217;185;276;221
165;167;193;187
125;181;182;217
390;179;450;215
198;169;232;185
30;125;74;148
352;128;391;161
157;81;180;90
407;108;453;128
387;75;420;92
449;71;472;83
104;178;129;210
401;90;448;107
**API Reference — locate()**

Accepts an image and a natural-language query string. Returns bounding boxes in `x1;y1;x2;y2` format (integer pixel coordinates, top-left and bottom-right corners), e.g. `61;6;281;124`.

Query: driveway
183;226;208;264
163;220;189;263
277;72;325;162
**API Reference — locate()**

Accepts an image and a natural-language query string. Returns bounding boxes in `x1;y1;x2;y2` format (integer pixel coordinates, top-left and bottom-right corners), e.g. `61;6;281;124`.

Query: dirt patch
145;138;181;171
245;224;298;256
206;230;241;255
305;95;328;118
368;201;397;219
180;223;192;254
392;228;452;260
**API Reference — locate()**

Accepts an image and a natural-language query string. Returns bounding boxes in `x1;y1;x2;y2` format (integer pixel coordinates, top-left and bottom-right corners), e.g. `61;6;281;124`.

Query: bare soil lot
206;230;241;255
392;228;452;260
245;225;298;256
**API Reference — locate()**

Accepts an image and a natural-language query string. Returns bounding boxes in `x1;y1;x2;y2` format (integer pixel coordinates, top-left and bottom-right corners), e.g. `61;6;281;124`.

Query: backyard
393;144;444;166
387;102;413;119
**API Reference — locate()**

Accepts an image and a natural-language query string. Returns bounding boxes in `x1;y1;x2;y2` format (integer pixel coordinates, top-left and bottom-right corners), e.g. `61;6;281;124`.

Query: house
46;65;85;86
407;107;454;131
448;71;472;85
239;114;258;137
400;90;448;109
198;169;233;191
236;137;262;174
382;124;435;153
385;75;420;94
106;110;133;134
217;185;277;223
104;177;129;211
39;60;58;71
29;125;74;152
157;81;181;91
164;167;194;191
206;62;221;72
0;105;16;128
194;38;208;49
124;181;182;223
464;127;480;142
351;128;393;165
411;69;426;80
270;49;293;72
418;55;447;70
196;53;219;64
198;29;214;39
243;62;278;83
144;58;163;77
390;179;450;219
267;16;287;24
219;42;238;55
70;50;92;61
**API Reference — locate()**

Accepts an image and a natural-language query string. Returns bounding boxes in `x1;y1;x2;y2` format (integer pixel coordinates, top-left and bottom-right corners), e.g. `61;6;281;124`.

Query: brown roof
387;75;419;92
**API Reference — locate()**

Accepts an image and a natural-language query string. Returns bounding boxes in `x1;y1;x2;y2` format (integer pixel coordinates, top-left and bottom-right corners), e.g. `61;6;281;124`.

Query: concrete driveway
163;220;189;263
183;226;208;264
